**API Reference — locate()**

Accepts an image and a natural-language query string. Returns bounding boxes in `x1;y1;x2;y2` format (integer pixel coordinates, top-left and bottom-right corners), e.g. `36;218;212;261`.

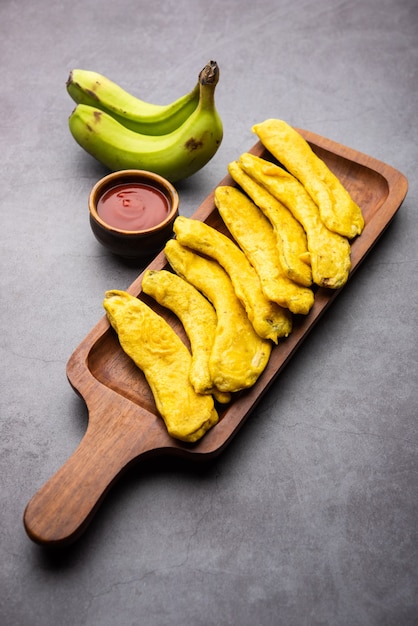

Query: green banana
68;61;223;183
66;68;199;135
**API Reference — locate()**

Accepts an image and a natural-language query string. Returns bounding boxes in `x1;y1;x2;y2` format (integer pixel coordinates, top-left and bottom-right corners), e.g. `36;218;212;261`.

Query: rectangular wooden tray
24;129;408;546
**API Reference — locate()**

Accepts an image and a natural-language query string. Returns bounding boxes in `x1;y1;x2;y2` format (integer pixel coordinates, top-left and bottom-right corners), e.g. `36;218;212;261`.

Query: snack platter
24;129;408;546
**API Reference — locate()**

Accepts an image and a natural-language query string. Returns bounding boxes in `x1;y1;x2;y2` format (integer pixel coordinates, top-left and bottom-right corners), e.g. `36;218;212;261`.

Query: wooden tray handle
23;390;171;547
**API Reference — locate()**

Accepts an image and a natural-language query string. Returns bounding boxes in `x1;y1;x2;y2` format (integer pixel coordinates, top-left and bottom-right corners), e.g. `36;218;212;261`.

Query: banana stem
199;60;219;86
197;61;219;111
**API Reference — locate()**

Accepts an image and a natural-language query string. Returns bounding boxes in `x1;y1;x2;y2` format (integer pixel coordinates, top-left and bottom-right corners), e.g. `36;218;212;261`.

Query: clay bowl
89;169;179;260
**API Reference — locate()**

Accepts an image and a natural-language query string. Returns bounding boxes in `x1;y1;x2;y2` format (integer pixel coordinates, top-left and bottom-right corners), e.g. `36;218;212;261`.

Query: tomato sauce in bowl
88;170;179;260
97;183;170;232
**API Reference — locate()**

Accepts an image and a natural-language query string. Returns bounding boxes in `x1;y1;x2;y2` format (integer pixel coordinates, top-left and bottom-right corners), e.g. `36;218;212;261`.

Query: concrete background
1;0;417;624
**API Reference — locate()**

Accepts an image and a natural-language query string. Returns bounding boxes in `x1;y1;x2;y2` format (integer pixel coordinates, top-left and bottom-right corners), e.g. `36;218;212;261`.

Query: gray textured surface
1;0;417;624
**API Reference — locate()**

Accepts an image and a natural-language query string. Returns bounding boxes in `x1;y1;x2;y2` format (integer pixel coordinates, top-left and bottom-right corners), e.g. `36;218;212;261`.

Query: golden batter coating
141;269;231;404
103;290;218;442
214;185;315;314
239;153;352;289
228;160;312;288
173;215;292;343
164;239;272;394
252;119;364;239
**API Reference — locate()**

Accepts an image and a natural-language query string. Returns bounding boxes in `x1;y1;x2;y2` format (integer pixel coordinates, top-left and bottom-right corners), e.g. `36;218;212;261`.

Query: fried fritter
103;290;218;442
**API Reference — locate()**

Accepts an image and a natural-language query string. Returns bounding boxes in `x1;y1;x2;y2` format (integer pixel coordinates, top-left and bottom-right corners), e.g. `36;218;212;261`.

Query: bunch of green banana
67;61;223;183
67;69;200;135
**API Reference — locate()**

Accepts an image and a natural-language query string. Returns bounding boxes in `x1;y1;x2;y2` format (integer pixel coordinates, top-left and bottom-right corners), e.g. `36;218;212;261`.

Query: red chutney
97;183;170;231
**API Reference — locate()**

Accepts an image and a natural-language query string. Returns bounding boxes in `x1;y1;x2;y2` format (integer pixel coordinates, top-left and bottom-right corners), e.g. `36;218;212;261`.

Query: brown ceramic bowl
89;170;179;260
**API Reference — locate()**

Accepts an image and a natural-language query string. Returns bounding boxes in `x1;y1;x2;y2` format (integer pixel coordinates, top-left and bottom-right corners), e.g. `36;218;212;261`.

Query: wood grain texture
23;130;408;546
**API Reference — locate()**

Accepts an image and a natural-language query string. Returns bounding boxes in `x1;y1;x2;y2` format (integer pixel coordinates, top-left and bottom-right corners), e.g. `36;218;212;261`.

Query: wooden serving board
23;130;408;546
